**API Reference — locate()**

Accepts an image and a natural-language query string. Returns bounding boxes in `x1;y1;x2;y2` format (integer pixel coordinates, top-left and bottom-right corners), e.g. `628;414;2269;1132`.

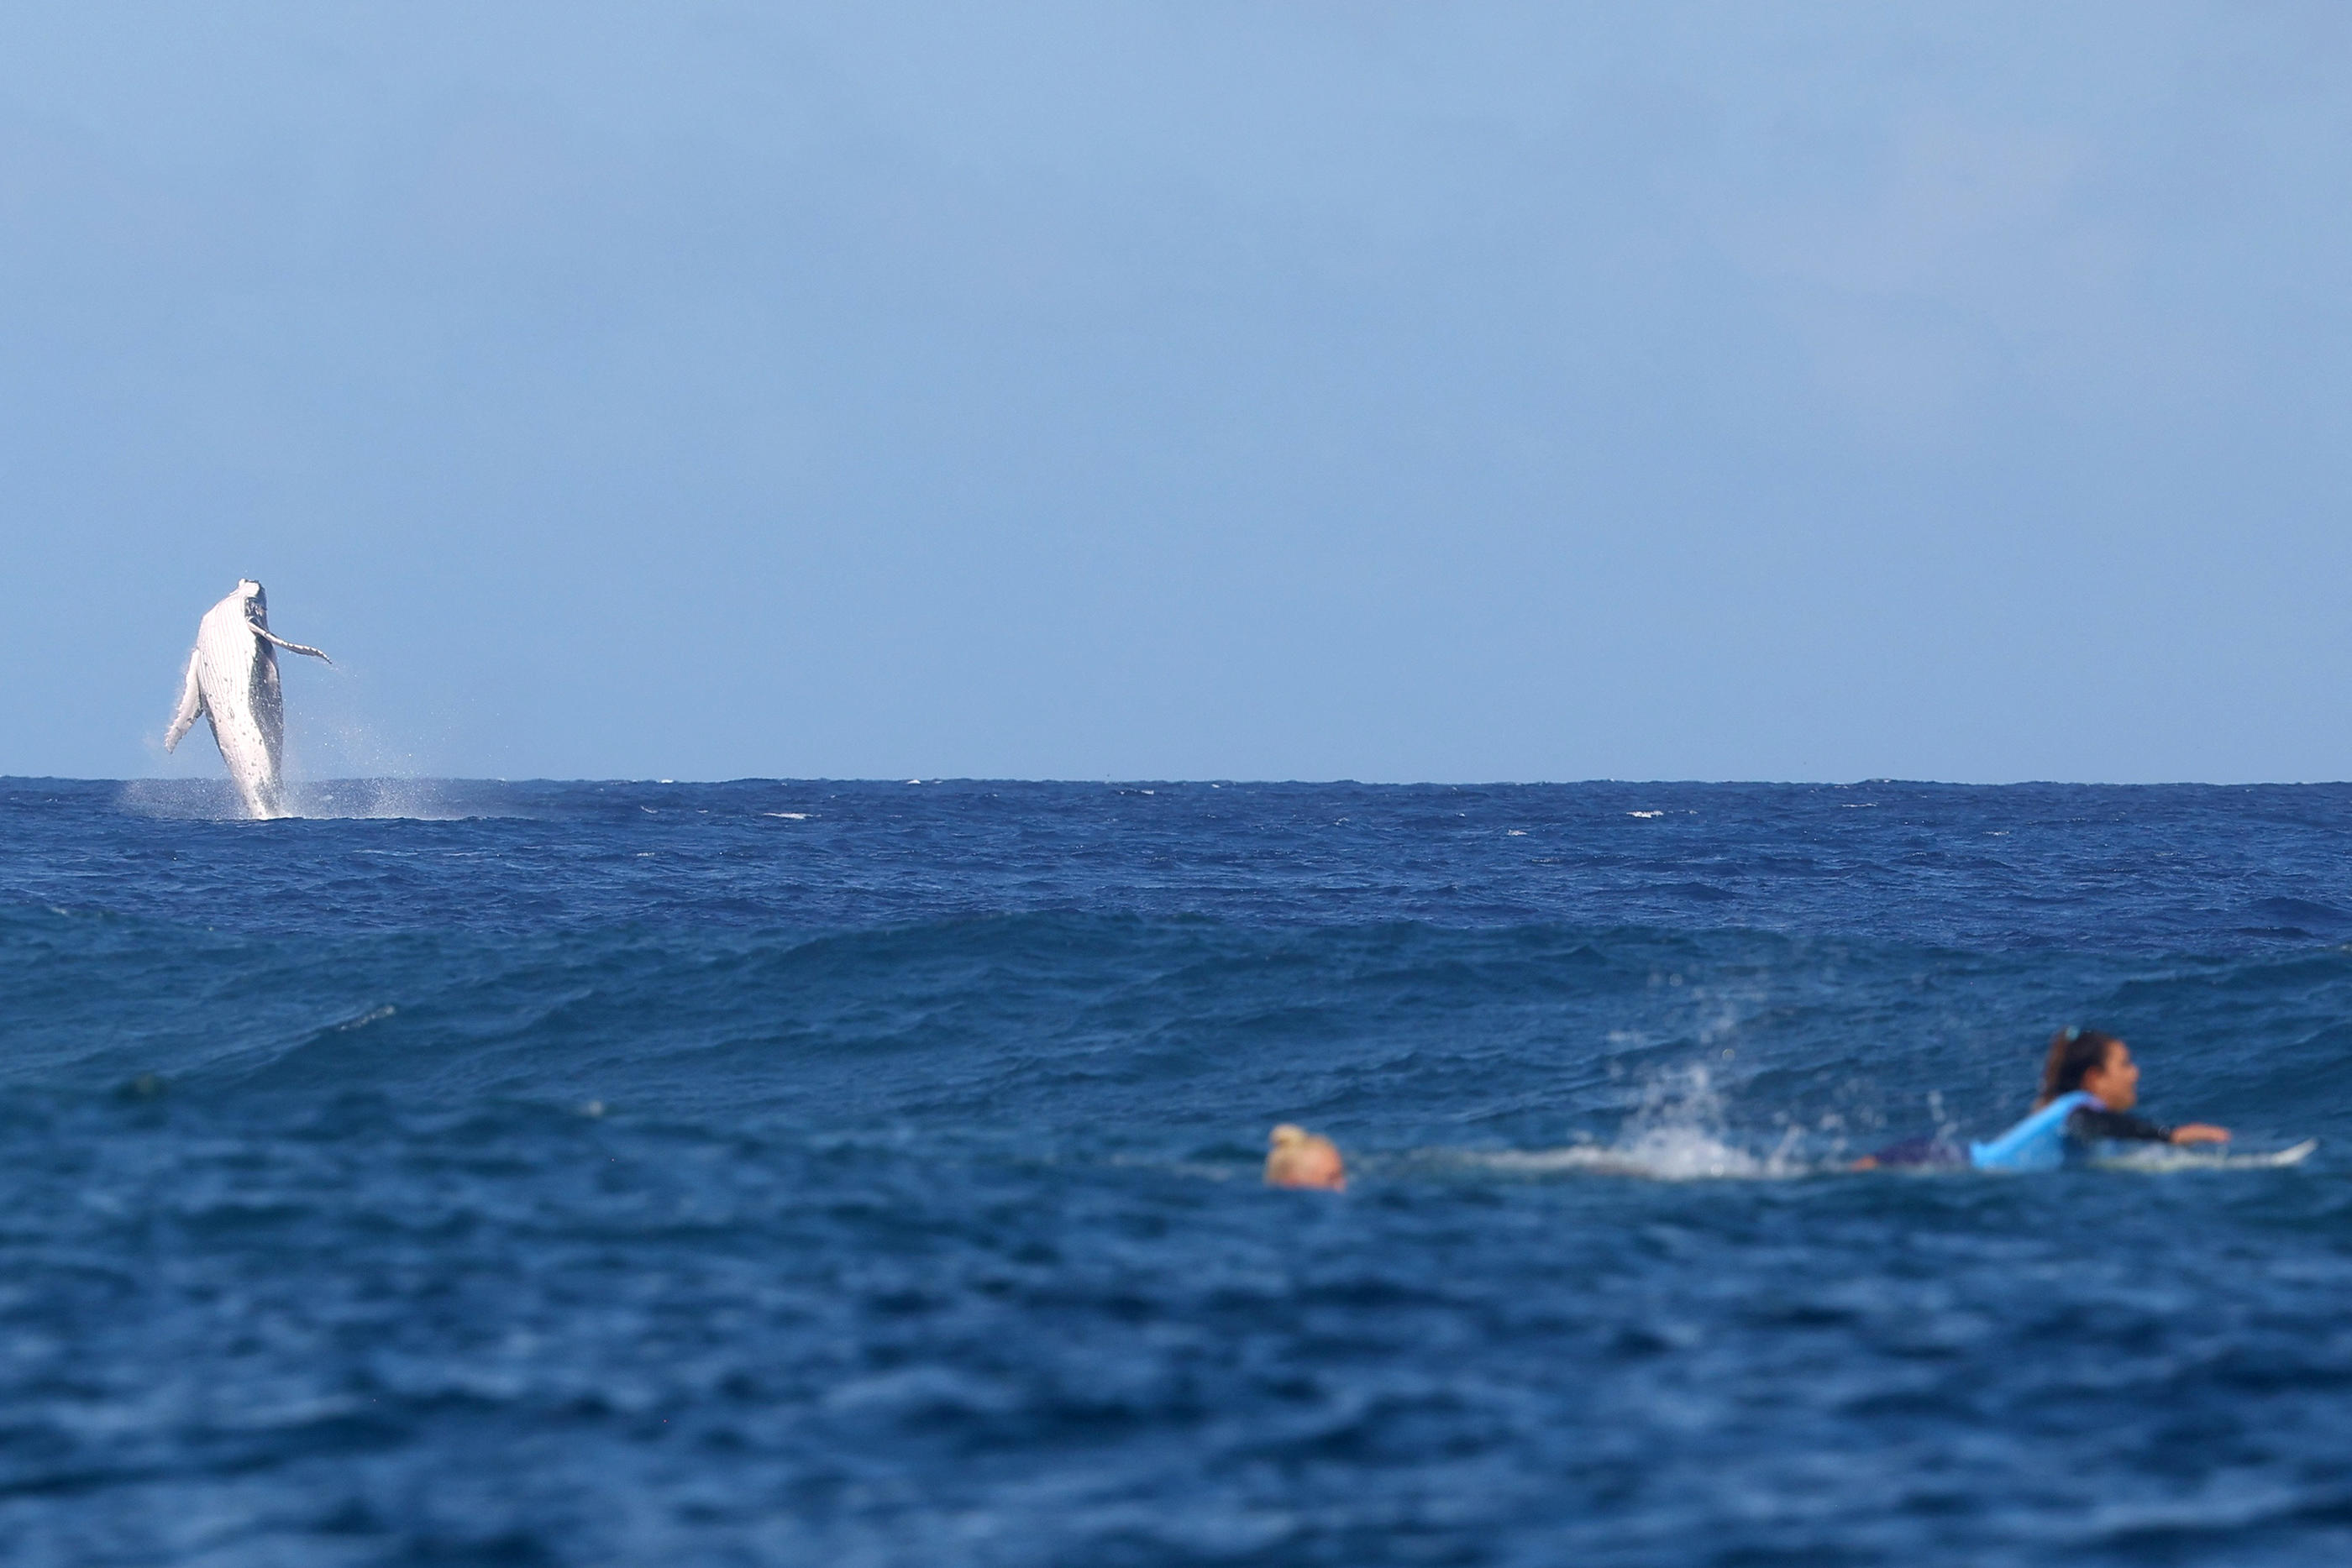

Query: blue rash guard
1863;1096;2178;1171
1967;1091;2172;1171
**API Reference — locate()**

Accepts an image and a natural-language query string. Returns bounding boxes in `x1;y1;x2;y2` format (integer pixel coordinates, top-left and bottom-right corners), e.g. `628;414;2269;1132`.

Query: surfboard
2087;1139;2317;1172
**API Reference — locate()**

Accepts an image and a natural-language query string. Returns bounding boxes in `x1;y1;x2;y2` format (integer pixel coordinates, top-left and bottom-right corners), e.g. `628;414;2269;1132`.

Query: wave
5;906;2346;1167
113;777;515;821
6;776;2348;952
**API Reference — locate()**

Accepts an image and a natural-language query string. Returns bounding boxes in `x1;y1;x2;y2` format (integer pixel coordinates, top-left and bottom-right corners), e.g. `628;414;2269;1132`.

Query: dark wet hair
2036;1025;2122;1108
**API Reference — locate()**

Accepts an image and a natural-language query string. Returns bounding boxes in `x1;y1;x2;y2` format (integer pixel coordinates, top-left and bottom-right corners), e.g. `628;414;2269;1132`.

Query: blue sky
3;3;2347;783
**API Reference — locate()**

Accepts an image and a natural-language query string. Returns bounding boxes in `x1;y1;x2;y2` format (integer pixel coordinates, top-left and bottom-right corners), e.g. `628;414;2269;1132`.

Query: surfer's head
2037;1026;2137;1111
1264;1124;1347;1191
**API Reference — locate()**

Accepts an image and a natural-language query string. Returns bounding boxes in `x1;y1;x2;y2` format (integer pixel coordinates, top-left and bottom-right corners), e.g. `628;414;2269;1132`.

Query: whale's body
165;580;331;820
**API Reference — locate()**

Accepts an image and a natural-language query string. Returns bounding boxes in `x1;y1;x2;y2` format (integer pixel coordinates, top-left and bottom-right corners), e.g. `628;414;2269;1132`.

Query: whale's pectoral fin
165;647;204;752
248;618;333;664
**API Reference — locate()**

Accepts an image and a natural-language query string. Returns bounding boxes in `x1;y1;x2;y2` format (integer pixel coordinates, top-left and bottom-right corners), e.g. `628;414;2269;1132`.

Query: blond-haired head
1264;1123;1346;1191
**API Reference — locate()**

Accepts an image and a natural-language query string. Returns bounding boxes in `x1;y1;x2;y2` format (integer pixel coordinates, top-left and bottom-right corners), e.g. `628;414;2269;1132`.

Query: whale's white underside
165;581;331;820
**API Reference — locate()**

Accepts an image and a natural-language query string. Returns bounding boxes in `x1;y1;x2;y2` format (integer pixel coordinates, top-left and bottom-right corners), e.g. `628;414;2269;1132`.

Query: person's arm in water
2066;1105;2229;1144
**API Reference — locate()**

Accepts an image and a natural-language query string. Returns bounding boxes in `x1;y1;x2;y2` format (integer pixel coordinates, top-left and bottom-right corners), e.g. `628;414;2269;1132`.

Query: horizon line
8;774;2348;790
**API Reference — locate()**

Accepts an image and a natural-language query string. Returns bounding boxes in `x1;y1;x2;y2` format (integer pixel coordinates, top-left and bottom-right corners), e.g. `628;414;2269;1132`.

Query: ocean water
6;777;2352;1566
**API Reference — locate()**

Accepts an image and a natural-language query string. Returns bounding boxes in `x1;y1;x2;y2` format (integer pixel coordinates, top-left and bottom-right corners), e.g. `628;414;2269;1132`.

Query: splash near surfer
164;579;333;820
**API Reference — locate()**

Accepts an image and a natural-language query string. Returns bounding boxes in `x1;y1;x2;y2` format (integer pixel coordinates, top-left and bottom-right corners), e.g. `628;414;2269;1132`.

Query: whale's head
234;579;266;621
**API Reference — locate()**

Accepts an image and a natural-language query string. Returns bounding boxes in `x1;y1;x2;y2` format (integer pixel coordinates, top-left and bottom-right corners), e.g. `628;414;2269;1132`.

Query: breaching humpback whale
164;579;332;820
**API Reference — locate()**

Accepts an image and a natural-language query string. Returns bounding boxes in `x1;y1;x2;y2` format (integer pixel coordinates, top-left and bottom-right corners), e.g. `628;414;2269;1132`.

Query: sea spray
1436;1062;1815;1180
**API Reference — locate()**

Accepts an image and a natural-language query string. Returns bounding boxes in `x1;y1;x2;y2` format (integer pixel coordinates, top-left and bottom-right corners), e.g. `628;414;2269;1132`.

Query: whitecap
1454;1128;1800;1182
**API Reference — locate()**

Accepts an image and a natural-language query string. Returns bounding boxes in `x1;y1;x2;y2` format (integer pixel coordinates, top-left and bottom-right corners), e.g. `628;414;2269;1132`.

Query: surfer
1854;1027;2229;1171
1264;1124;1347;1191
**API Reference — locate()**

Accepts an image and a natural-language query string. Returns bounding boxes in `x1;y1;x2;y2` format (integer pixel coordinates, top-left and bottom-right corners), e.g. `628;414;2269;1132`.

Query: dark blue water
7;778;2352;1565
